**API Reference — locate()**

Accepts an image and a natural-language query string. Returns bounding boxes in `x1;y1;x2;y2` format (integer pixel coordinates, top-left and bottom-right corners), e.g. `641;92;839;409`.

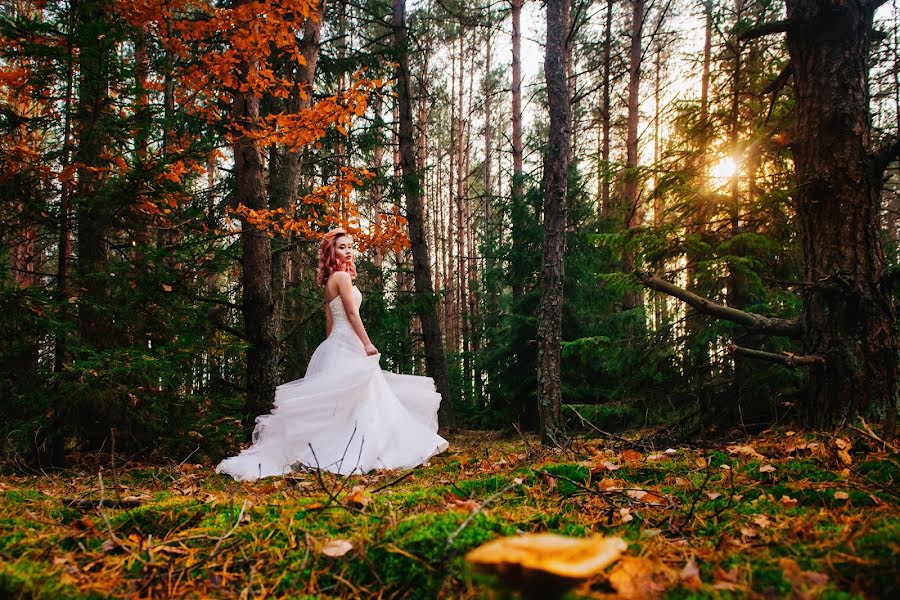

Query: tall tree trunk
74;0;114;352
511;0;526;301
784;0;899;432
622;0;645;311
599;0;613;215
232;0;277;434
55;18;75;372
392;0;455;426
269;1;326;372
684;0;714;378
537;0;571;444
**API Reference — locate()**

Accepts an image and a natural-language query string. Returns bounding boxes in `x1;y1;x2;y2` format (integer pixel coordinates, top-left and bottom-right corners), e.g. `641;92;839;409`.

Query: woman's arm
333;272;378;355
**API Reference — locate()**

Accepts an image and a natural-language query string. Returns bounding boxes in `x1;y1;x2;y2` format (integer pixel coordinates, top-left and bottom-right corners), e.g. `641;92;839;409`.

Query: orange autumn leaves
0;0;408;252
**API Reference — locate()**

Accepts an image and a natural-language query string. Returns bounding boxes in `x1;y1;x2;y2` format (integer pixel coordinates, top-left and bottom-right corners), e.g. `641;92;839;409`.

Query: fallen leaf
834;438;849;450
679;558;702;590
619;507;634;523
705;492;721;500
834;491;849;500
343;485;370;508
695;457;708;468
786;430;796;436
664;448;678;455
740;527;758;538
753;514;772;528
779;495;798;507
608;556;677;599
321;539;353;557
779;557;829;597
758;464;776;473
620;450;643;464
728;445;766;460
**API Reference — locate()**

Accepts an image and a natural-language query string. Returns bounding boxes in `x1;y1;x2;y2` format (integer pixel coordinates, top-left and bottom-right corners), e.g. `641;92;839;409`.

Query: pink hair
316;228;357;287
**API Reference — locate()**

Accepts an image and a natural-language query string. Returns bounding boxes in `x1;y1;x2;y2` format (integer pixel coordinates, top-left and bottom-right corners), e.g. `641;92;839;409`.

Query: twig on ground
563;404;647;450
851;417;898;453
446;477;523;547
512;421;538;456
372;469;415;493
677;453;714;534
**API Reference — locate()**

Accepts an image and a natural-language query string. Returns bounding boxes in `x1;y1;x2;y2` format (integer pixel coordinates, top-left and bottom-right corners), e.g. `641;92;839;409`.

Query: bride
216;228;449;480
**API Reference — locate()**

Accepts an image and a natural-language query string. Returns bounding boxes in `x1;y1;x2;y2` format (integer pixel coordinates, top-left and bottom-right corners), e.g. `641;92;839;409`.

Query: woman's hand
364;343;379;356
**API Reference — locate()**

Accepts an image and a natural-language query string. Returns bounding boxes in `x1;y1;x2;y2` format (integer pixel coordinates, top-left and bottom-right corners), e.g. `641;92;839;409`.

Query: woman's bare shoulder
328;271;352;285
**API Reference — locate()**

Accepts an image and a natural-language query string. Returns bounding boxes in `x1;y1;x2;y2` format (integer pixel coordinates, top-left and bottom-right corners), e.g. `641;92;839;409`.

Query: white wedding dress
216;285;449;480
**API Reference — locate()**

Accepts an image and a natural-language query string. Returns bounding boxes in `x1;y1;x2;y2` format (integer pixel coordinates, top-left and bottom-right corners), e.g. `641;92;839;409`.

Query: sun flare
710;156;738;180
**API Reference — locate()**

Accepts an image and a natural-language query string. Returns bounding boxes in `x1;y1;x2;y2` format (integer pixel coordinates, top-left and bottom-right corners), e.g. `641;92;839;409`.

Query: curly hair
316;228;357;287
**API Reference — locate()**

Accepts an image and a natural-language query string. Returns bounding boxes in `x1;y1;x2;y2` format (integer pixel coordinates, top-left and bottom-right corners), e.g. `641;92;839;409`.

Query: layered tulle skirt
216;327;449;480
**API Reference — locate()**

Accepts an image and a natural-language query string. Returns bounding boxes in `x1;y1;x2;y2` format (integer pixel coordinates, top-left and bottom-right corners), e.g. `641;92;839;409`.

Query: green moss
750;562;792;596
0;559;97;600
539;464;590;496
108;499;209;536
2;490;43;504
778;459;841;483
856;458;899;486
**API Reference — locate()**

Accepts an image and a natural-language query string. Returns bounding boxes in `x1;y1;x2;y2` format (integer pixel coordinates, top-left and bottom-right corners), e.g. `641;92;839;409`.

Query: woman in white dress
216;229;449;480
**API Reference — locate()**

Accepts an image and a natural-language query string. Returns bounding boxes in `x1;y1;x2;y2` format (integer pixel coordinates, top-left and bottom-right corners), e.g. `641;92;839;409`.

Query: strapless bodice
328;285;362;329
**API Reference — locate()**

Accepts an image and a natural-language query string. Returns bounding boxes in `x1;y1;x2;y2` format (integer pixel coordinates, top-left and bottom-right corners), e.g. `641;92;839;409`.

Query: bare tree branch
872;136;900;174
739;19;790;41
727;343;825;367
635;271;803;337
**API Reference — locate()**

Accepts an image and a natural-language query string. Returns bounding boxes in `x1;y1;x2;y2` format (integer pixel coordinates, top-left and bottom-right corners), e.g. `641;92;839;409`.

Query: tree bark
785;0;899;430
269;1;325;369
232;0;277;434
622;0;645;310
599;0;613;215
537;0;571;445
511;0;526;301
392;0;455;426
74;0;115;352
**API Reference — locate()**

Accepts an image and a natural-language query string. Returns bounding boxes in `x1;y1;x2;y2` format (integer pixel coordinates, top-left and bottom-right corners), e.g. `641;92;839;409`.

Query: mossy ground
0;429;897;598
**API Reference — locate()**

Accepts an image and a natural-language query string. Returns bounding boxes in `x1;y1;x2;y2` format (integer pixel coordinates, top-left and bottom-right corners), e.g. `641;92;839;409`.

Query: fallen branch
851;417;898;453
635;271;803;337
727;343;825;368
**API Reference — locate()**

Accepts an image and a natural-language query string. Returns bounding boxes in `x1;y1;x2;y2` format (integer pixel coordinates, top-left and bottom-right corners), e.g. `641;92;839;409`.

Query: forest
1;0;898;597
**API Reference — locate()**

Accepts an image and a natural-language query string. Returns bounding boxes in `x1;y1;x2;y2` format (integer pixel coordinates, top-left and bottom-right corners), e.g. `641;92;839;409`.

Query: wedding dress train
216;286;449;480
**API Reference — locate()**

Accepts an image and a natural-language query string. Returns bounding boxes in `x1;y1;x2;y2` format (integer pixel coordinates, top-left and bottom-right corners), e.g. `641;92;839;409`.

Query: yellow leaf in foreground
466;533;627;582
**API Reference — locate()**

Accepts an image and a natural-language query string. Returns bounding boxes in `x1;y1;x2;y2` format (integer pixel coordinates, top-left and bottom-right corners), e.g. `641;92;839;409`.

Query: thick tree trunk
232;0;277;433
537;0;571;444
74;0;114;352
392;0;455;426
785;0;899;430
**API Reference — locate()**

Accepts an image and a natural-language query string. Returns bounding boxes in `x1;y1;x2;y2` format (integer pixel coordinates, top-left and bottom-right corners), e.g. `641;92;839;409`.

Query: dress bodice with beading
327;285;362;332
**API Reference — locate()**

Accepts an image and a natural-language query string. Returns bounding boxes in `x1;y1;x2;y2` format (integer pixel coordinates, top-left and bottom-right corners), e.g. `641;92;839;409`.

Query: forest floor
0;426;897;599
